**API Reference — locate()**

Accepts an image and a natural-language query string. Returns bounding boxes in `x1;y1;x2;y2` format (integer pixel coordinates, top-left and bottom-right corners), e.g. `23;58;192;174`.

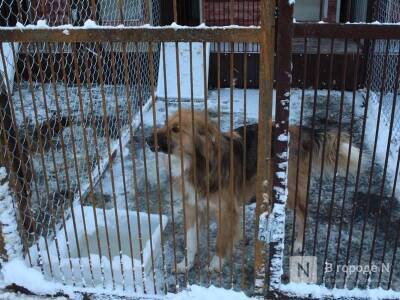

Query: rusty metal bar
147;41;167;293
240;43;248;290
293;23;400;39
312;38;335;257
228;40;235;288
367;44;400;287
81;45;115;289
109;42;137;290
188;41;201;284
91;41;127;289
134;42;158;293
58;43;89;286
131;41;151;293
33;42;69;281
343;40;377;288
291;37;308;256
321;36;349;284
0;43;36;265
160;41;179;288
216;41;223;286
174;40;189;286
354;39;390;287
0;28;262;43
255;0;276;295
333;42;361;286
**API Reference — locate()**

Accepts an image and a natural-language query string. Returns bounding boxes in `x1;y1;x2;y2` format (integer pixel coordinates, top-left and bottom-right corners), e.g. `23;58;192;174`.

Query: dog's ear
195;122;217;160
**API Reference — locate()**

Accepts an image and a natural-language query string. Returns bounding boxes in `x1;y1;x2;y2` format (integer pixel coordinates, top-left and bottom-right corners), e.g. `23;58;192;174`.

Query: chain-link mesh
0;0;160;256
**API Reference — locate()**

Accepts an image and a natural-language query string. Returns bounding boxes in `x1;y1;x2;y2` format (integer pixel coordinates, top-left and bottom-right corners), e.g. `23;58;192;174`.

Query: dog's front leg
176;204;198;273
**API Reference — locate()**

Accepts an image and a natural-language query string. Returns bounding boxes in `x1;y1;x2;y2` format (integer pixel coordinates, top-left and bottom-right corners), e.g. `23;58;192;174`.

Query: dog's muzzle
146;133;169;153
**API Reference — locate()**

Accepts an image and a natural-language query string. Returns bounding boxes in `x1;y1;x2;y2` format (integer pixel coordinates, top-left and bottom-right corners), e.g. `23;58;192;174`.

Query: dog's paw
209;255;224;272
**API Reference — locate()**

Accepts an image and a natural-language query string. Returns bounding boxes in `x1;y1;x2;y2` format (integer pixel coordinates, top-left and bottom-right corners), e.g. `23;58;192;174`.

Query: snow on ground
4;84;400;297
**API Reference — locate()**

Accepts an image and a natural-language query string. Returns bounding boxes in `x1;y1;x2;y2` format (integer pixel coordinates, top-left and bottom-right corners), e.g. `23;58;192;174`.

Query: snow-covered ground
3;85;400;298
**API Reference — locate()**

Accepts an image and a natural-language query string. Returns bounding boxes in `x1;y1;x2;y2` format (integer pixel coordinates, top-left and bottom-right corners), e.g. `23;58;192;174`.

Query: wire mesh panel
0;6;273;297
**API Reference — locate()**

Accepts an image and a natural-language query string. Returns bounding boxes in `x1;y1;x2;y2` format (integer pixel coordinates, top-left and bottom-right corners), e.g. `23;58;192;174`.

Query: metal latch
258;212;279;243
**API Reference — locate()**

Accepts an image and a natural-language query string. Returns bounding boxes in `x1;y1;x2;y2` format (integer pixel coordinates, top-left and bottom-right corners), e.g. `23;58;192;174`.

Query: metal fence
0;0;274;297
268;5;400;296
2;1;400;299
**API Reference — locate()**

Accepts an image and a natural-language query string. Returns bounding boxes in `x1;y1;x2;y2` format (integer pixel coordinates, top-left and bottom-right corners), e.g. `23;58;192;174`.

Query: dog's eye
172;126;179;133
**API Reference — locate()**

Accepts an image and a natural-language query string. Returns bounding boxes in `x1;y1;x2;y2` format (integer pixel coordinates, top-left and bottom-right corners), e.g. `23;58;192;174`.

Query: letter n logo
289;256;317;283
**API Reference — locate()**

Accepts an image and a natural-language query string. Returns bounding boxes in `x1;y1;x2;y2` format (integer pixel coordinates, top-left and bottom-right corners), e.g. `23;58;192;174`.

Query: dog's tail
300;127;361;177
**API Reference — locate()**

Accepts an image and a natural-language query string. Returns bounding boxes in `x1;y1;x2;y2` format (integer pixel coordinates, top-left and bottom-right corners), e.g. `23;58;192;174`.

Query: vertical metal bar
174;40;189;286
255;0;277;295
160;41;179;289
109;43;137;291
92;41;128;289
321;37;349;284
119;42;142;292
201;41;211;285
80;45;115;289
380;147;400;288
0;43;35;265
302;37;321;255
240;42;248;290
319;0;324;21
333;42;361;286
290;37;308;256
22;44;56;279
188;41;201;284
147;41;168;293
131;41;151;293
354;39;390;287
46;43;76;283
228;39;235;288
69;43;100;287
58;43;89;286
173;0;178;23
33;42;69;281
135;42;158;293
216;41;223;287
229;0;234;24
118;0;125;23
312;38;336;259
367;44;400;287
343;39;377;288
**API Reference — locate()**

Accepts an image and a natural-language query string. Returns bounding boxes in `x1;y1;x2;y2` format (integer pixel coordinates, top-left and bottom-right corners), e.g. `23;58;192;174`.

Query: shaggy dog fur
146;110;360;272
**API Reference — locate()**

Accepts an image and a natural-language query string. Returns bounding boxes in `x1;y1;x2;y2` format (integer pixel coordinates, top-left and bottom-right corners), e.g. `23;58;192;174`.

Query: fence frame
0;1;275;297
267;12;400;300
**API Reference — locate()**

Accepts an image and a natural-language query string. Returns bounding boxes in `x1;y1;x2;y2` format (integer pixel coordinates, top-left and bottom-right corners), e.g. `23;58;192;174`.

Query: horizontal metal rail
0;27;262;43
294;23;400;39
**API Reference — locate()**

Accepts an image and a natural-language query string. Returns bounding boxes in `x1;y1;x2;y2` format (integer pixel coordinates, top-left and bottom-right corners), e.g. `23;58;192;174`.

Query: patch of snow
62;29;70;35
166;285;252;300
0;168;23;261
280;283;400;299
83;19;97;28
0;42;17;92
1;259;70;297
156;42;210;100
36;20;48;28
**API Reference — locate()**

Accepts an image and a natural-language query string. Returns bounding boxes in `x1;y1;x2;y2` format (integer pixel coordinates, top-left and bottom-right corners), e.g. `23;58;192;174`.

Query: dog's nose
146;135;155;150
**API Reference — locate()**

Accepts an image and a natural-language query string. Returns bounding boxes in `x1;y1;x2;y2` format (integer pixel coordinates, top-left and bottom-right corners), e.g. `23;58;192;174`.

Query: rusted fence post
254;0;275;295
267;0;293;297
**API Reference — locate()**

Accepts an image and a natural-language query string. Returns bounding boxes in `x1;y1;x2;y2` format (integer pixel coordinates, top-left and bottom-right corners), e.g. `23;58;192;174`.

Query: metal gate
269;1;400;298
0;0;274;297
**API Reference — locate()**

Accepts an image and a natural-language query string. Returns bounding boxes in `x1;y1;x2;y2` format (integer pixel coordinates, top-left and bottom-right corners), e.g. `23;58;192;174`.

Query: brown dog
146;110;360;272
